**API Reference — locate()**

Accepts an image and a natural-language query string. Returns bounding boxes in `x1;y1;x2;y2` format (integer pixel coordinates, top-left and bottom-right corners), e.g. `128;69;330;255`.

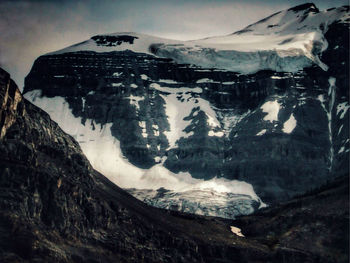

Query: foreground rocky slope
23;3;349;217
236;175;349;263
1;67;349;262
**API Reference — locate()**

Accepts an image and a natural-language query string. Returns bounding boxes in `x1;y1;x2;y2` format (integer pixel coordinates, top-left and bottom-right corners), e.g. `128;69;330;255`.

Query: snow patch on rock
282;114;297;134
256;129;267;136
230;226;244;237
261;100;280;122
337;102;349;119
159;79;180;84
126;95;143;111
208;130;224;137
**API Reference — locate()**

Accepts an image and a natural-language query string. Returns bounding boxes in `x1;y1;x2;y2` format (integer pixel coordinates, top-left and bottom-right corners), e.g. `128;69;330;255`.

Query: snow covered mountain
23;3;349;218
52;4;349;74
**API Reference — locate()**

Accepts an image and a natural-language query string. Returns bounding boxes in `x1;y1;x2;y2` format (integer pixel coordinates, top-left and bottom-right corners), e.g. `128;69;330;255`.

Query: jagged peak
288;3;319;13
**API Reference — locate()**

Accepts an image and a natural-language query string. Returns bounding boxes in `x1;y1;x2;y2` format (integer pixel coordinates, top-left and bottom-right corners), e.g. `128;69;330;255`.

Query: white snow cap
50;5;349;74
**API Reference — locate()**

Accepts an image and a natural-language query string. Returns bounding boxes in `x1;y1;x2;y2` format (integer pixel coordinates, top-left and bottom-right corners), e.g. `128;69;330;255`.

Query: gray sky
0;0;348;89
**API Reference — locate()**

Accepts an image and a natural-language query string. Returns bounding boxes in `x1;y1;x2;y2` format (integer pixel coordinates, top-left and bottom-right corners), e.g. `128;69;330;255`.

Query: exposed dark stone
288;3;319;13
92;35;139;46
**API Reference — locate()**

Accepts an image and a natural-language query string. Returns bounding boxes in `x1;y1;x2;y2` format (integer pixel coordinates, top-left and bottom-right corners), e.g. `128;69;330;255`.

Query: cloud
0;2;92;89
137;2;287;40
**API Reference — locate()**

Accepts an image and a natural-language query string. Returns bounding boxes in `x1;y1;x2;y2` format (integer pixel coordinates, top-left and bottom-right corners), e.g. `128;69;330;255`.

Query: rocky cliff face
0;69;24;139
23;4;349;216
1;67;349;262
